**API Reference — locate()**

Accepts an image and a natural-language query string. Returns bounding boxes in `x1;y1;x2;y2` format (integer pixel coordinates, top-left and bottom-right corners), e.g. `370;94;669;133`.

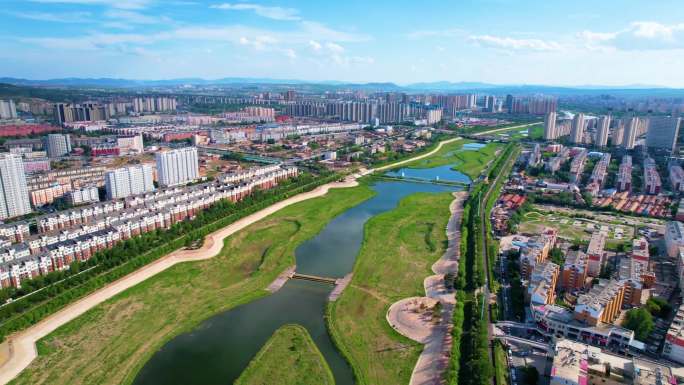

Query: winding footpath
0;136;462;385
387;191;467;385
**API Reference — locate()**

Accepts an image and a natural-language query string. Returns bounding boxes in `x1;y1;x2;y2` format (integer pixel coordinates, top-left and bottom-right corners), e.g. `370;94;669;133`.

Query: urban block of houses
0;165;298;289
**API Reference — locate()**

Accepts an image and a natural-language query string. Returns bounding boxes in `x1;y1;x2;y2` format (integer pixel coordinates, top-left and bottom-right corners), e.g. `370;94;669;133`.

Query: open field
234;324;334;385
517;208;635;248
492;123;543;140
404;139;502;179
328;192;453;385
8;185;375;385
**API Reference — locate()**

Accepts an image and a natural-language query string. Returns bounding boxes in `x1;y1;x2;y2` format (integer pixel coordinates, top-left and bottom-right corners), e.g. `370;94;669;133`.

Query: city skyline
2;0;684;87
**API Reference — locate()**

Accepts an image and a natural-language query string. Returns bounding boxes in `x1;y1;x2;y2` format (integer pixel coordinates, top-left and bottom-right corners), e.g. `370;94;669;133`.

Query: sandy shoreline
0;136;460;384
386;192;467;385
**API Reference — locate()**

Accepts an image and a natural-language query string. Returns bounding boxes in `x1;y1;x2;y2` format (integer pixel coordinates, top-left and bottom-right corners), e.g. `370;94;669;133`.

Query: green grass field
517;208;634;247
10;185;375;385
234;324;334;385
405;139;502;179
327;191;453;385
493;123;543;140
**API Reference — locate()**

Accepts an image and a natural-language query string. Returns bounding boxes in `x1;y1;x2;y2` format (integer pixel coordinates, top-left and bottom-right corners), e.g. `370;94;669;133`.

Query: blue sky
1;0;684;86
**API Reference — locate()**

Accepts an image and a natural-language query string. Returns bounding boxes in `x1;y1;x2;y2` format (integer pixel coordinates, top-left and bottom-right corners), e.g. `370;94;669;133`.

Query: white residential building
66;186;100;205
543;111;557;140
664;304;684;364
0;100;17;119
666;221;684;258
0;154;32;220
622;117;639;149
570;113;585;144
596;115;610;147
46;133;72;158
155;147;199;187
105;165;155;199
646;116;681;154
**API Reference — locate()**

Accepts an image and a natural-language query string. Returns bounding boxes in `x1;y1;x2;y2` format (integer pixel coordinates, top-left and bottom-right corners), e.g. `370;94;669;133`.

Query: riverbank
386;191;467;385
234;324;334;385
1;181;374;385
327;192;454;385
0;135;465;385
414;142;500;179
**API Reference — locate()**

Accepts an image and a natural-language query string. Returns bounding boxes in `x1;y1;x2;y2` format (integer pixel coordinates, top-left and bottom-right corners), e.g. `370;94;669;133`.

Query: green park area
517;208;634;249
10;185;375;385
492;123;543;140
234;324;334;385
328;191;453;385
404;139;502;179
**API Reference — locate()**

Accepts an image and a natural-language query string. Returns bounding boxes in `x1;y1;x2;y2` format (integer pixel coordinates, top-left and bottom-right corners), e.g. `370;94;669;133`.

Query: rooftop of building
576;279;624;313
587;231;607;255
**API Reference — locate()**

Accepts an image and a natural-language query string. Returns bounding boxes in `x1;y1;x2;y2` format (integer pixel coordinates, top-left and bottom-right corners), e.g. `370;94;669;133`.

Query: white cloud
18;20;369;65
21;33;150;50
580;21;684;51
406;29;465;40
308;40;322;51
28;0;151;9
468;35;563;51
211;3;300;21
325;42;344;53
300;21;370;43
5;10;93;23
238;35;278;50
104;9;168;24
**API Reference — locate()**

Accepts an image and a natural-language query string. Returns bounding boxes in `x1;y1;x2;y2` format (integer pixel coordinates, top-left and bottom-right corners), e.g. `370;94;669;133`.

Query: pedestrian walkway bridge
291;273;337;284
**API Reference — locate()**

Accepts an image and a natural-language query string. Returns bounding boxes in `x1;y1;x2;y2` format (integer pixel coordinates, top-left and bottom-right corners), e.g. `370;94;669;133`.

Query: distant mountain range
0;77;681;95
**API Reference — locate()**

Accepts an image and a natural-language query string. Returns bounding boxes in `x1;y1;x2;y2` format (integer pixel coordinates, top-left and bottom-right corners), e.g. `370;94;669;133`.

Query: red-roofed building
0;124;59;137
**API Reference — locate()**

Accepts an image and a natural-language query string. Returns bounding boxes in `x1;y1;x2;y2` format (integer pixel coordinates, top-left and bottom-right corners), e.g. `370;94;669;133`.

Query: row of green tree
0;172;340;342
446;143;520;384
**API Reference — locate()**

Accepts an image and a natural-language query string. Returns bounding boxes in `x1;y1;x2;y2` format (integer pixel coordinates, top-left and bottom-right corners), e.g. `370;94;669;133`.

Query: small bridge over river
291;273;338;284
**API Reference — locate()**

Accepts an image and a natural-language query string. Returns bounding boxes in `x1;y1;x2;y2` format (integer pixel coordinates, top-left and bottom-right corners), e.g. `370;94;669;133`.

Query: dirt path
0;137;463;385
386;191;467;385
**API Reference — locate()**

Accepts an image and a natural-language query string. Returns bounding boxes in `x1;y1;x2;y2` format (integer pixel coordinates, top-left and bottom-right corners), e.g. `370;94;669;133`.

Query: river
132;168;468;385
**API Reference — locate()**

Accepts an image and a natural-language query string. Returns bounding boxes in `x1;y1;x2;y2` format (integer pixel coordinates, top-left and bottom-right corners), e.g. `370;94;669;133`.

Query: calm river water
133;167;469;385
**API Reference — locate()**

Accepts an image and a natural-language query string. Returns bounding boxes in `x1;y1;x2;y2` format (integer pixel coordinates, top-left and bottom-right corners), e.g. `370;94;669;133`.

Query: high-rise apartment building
622;117;639;149
53;103;109;124
617;155;632;192
46;133;72;158
570;113;585;144
0;154;32;220
132;97;177;113
105;164;155;199
0;100;17;119
644;157;662;195
543;112;557;140
646;116;681;154
155;147;199;187
595;115;610;147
